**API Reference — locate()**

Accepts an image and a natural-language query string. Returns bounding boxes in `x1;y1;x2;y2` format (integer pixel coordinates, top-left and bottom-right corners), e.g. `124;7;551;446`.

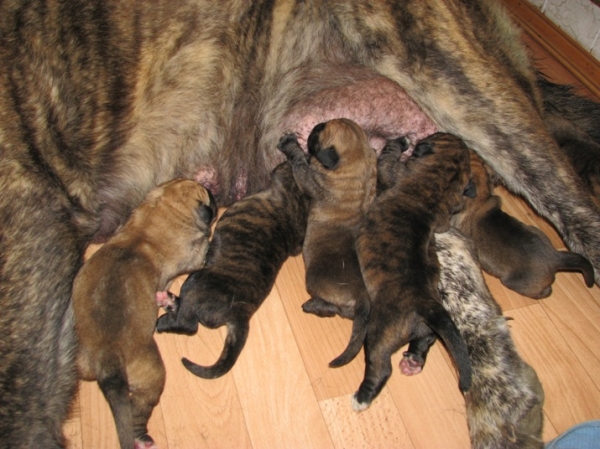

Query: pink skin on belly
194;76;437;198
279;76;438;154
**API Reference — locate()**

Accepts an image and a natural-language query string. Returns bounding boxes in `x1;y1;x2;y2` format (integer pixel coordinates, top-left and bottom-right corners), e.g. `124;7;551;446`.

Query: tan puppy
72;179;217;449
278;119;376;367
452;152;594;298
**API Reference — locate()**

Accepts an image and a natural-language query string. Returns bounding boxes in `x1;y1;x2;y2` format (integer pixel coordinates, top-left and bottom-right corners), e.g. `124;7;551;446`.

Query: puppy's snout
307;122;326;156
198;188;218;226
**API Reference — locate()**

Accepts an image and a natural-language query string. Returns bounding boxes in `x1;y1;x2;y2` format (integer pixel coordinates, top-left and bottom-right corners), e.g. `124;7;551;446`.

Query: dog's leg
276;133;320;198
377;137;410;191
127;341;166;449
436;229;544;448
0;162;86;448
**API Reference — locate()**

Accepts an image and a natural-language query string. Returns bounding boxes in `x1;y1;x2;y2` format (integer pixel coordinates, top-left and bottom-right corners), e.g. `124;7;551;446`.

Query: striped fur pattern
1;0;599;445
353;133;475;410
156;162;309;378
278;119;376;368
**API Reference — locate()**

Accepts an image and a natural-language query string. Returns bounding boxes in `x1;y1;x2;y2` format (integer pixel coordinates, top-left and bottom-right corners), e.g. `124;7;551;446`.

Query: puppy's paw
155;291;179;312
134;434;157;449
381;136;411;156
277;132;300;153
351;393;370;412
400;351;424;376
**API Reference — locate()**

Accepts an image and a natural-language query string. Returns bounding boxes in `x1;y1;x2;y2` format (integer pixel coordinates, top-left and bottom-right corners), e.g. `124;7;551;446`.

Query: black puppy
156;161;309;378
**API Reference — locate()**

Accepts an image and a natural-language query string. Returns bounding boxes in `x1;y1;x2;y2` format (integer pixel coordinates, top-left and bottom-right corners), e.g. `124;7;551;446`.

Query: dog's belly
193;76;437;199
281;76;437;152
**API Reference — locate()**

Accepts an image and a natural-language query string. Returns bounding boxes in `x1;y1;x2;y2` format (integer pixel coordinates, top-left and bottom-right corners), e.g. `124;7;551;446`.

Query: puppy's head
307;118;373;171
411;133;476;207
145;178;218;234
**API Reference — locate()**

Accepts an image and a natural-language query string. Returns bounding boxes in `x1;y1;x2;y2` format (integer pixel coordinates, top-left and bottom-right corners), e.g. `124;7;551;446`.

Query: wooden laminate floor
63;8;600;449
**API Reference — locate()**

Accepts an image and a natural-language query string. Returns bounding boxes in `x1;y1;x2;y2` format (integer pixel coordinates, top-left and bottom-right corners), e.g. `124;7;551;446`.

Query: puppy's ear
316;146;340;170
463;179;477;198
413;141;434;157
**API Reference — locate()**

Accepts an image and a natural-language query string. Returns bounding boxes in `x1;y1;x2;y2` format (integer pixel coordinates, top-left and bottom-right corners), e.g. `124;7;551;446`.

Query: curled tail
182;318;249;379
558;251;595;287
329;297;370;368
425;304;472;392
97;366;134;449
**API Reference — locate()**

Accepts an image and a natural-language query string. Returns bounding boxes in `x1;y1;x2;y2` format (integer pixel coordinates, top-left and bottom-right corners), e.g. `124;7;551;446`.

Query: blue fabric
546;420;600;449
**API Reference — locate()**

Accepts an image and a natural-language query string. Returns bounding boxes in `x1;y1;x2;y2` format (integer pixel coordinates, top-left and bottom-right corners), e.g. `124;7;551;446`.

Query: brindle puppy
156;162;309;378
452;151;595;298
353;133;475;410
3;0;600;445
73;179;216;449
278;119;376;368
436;228;545;449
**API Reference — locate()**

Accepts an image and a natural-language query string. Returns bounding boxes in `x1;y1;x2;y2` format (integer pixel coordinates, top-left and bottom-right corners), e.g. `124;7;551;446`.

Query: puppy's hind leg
127;342;166;449
302;297;339;317
97;363;135;449
400;331;436;376
352;341;393;412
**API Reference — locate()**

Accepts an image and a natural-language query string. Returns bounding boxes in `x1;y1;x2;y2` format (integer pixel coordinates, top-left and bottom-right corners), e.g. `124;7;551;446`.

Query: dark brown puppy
73;179;216;449
437;228;545;449
452;151;594;299
278;119;376;367
156;162;309;378
353;133;475;410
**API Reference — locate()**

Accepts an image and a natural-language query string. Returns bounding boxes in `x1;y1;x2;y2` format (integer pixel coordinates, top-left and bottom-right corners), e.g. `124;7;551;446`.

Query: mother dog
1;0;599;447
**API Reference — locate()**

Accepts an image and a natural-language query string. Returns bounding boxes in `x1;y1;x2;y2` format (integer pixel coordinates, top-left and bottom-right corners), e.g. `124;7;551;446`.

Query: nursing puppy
353;133;475;410
452;152;595;298
278;119;376;367
437;228;545;449
73;179;216;449
156;161;309;378
4;0;600;445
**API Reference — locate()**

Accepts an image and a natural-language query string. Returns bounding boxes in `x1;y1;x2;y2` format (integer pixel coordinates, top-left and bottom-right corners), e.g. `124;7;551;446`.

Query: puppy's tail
425;304;472;392
557;251;595;288
329;296;370;368
97;365;134;449
182;318;249;379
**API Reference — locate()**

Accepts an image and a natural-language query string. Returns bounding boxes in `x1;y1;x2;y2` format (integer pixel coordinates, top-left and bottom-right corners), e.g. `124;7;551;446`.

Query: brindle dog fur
437;228;545;449
73;179;216;449
452;152;595;299
278;119;376;367
155;162;309;378
2;0;600;446
538;77;600;205
353;133;475;410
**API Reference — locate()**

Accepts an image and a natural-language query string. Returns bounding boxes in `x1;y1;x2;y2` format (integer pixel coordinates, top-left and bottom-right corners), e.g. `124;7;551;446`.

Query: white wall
527;0;600;60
